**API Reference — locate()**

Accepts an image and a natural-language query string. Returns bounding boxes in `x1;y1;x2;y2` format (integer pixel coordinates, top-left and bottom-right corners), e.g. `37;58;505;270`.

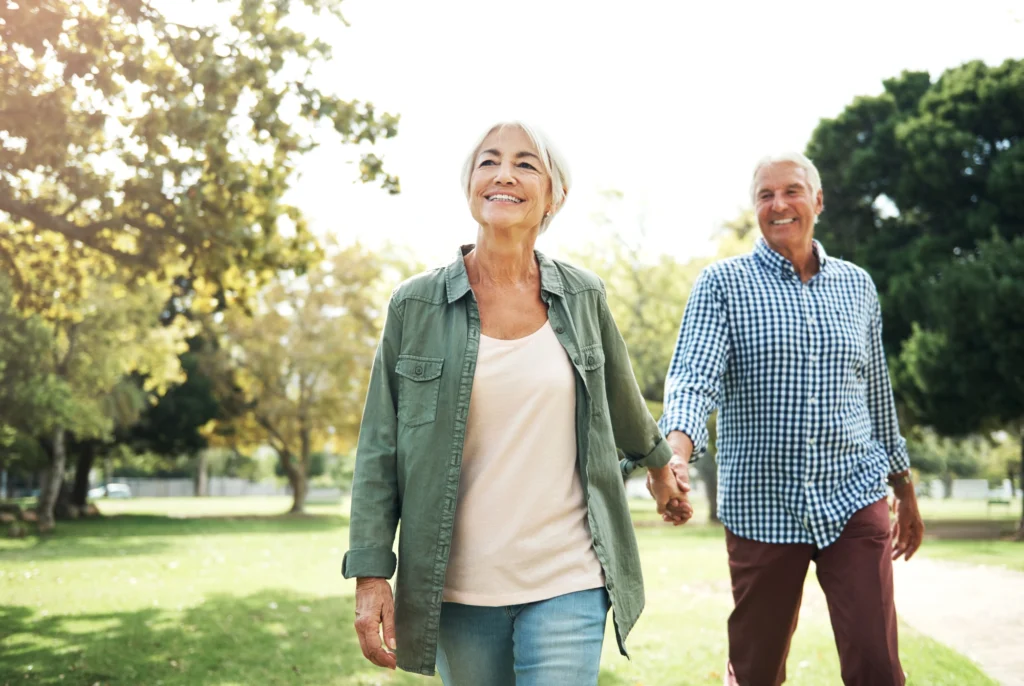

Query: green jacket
342;246;672;676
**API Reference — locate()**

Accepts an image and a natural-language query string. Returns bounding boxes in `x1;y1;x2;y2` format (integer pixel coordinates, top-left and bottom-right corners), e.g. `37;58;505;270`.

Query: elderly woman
342;121;692;685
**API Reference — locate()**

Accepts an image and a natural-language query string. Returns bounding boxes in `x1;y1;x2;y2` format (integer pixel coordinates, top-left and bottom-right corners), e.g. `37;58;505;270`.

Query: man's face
753;162;823;255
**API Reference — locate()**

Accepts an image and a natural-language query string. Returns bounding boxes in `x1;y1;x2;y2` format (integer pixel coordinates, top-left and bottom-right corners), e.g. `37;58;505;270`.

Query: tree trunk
71;444;97;508
282;450;308;514
695;456;720;523
941;471;954;499
37;426;67;533
195;451;208;497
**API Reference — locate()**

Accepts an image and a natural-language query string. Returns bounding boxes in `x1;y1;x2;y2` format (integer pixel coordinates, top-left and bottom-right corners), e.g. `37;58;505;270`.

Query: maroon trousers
725;499;904;686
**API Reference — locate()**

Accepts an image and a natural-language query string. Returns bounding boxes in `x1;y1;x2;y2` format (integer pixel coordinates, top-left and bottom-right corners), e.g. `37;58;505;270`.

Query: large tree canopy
808;59;1024;360
0;0;399;312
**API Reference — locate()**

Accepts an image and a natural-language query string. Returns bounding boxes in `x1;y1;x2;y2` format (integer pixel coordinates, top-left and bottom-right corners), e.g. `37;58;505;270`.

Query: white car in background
87;483;133;499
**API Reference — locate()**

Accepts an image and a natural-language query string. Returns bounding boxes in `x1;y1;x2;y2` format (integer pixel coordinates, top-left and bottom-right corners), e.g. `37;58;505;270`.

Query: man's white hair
750;152;822;204
461;121;571;234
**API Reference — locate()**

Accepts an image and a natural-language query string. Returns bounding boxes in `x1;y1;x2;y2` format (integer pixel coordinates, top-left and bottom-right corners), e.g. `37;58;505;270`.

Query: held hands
354;577;397;670
646;431;696;526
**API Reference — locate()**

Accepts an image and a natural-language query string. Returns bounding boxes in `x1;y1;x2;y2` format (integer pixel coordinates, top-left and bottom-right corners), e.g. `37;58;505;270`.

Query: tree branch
0;187;152;268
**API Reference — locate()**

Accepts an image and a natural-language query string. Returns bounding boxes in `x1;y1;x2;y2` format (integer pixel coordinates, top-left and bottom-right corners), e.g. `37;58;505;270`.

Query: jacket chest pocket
396;355;444;427
580;344;607;416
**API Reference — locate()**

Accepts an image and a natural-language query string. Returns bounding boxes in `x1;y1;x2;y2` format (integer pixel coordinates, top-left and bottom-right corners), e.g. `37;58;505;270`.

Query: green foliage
128;337;223;458
0;0;400;312
0;277;73;438
897;235;1024;435
807;59;1024;438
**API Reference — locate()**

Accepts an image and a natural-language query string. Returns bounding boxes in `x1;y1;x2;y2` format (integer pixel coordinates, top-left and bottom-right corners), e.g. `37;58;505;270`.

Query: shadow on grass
38;513;345;538
0;589;434;685
921;519;1018;540
0;515;350;563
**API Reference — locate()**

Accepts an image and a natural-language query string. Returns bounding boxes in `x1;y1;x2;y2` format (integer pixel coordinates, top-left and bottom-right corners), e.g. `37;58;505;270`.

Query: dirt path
892;557;1024;685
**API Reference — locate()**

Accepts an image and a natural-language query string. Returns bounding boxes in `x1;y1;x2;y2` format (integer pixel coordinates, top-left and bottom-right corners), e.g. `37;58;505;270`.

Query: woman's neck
466;229;539;287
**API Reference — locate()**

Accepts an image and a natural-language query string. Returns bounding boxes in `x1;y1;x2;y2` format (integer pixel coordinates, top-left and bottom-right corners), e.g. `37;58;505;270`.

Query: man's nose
772;194;788;212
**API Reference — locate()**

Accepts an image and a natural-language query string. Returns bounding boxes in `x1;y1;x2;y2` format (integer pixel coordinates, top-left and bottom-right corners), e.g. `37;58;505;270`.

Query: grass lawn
0;497;1003;685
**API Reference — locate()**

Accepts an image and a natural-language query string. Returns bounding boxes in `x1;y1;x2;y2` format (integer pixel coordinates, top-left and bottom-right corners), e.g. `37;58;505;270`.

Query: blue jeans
435;587;610;686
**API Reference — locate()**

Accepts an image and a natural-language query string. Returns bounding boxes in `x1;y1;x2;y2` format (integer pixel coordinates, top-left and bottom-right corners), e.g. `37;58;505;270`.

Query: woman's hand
647;456;694;526
354;577;397;670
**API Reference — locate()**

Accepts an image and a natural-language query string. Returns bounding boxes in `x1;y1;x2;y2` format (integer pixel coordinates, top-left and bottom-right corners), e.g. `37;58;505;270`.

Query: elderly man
658;153;924;686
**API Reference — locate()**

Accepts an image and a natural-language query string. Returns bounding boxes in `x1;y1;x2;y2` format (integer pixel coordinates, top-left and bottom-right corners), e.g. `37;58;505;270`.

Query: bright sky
204;1;1024;266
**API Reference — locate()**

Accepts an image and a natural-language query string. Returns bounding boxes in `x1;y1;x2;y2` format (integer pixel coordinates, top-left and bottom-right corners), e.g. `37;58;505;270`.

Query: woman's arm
343;298;403;669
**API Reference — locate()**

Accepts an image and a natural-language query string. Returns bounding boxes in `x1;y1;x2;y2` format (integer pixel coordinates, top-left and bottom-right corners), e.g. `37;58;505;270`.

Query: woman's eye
478;159;496;167
517;162;537;170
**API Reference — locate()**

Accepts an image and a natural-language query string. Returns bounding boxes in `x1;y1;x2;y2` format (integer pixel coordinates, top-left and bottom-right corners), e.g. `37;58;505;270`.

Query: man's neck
771;239;819;283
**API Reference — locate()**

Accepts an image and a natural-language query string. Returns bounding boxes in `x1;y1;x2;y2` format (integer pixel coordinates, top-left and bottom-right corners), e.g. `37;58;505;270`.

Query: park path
792;554;1024;684
892;557;1024;685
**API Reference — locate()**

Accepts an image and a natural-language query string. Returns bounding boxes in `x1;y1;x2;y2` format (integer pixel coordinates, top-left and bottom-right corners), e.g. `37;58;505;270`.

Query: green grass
0;497;1002;685
915;496;1021;522
915;539;1024;572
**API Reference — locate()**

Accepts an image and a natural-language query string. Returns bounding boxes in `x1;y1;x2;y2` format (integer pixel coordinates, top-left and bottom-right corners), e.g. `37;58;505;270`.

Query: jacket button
587;355;595;365
606;580;614;591
415;365;423;375
573;356;581;365
555;326;565;334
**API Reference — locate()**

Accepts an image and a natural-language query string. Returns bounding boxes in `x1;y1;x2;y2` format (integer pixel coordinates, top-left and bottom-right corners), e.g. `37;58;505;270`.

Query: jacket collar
444;244;565;303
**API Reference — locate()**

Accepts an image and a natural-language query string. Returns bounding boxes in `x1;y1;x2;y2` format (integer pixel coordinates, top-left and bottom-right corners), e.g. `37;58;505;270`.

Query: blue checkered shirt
659;238;910;548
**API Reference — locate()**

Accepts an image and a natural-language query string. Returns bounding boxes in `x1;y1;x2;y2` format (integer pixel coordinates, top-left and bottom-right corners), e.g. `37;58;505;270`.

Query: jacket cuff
341;547;397;579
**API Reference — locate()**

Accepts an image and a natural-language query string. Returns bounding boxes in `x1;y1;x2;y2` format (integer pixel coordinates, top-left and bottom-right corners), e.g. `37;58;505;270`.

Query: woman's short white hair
750;152;822;204
461;121;571;234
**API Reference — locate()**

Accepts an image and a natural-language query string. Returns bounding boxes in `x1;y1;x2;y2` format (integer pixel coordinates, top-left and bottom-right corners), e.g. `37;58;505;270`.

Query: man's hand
890;478;925;562
647;431;696;526
354;577;397;669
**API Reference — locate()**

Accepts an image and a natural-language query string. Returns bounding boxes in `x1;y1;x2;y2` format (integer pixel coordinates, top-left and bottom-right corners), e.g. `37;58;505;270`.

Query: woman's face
468;126;553;236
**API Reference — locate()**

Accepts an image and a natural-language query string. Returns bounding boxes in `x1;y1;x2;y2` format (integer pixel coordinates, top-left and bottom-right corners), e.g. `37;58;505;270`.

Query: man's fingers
903;525;924;561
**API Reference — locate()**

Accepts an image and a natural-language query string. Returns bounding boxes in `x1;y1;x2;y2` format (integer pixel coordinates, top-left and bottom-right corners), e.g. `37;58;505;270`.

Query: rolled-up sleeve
865;293;910;474
342;299;403;579
658;268;730;459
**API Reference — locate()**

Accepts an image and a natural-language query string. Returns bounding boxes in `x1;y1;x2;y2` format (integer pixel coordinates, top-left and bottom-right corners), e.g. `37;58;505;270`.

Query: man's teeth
771;218;797;225
488;194;522;203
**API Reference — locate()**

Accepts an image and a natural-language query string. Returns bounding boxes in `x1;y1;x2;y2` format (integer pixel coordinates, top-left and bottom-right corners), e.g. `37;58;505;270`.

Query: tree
122;336;228;497
1;0;399;313
0;277;71;443
29;280;188;530
807;59;1024;532
203;243;406;513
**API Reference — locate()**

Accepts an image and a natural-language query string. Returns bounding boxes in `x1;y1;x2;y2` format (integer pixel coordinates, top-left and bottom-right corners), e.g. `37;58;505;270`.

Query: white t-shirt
442;321;605;606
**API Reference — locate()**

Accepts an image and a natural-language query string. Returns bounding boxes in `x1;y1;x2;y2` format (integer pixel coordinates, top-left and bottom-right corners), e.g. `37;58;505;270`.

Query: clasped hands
646;431;695;526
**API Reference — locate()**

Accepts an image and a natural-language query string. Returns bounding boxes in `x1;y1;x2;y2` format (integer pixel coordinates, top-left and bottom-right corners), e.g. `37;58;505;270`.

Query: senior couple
342;121;925;686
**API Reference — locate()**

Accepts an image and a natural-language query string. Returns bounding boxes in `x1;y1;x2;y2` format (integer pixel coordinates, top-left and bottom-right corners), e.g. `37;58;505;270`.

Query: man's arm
865;291;923;560
658;268;730;461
